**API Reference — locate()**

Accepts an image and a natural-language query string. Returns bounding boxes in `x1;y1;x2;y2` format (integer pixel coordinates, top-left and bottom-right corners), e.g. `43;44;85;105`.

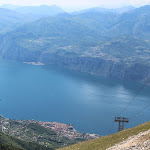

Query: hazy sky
0;0;150;10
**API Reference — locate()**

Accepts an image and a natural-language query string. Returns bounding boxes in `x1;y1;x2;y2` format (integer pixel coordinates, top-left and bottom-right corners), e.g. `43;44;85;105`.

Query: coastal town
38;121;99;140
23;62;45;66
0;116;99;148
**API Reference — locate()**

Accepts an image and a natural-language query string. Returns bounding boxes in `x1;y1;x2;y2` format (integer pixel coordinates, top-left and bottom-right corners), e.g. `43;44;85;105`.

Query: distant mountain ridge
0;8;24;34
73;6;135;14
0;5;150;82
0;4;20;10
106;5;150;39
0;5;66;34
14;5;65;17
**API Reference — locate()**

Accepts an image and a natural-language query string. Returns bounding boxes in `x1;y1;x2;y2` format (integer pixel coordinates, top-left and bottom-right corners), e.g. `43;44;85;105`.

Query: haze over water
0;59;150;136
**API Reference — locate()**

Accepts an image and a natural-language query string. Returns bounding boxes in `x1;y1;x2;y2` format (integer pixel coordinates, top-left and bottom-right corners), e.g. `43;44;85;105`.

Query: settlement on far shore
23;62;45;66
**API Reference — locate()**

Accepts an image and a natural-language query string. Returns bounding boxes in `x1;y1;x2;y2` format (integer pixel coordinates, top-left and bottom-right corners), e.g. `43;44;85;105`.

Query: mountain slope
0;8;24;34
0;132;53;150
73;6;135;14
107;129;150;150
59;121;150;150
0;8;42;34
107;5;150;39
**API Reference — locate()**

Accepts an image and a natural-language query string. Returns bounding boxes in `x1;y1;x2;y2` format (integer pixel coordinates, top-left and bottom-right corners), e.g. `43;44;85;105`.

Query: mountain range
0;5;65;34
0;5;150;82
14;5;65;17
72;6;135;14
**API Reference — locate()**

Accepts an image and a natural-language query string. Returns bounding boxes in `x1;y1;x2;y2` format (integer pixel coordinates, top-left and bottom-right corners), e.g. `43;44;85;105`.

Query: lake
0;59;150;136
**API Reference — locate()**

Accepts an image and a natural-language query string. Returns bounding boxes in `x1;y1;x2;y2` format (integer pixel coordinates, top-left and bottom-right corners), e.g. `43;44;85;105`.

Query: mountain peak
136;5;150;12
14;5;65;16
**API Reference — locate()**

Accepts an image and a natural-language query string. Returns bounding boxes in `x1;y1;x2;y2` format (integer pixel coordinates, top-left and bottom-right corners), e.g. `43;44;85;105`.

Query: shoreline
23;62;45;66
0;115;99;139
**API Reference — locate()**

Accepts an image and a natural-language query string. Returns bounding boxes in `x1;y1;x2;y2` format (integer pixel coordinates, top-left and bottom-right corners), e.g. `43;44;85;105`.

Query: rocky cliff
40;53;150;82
0;38;150;83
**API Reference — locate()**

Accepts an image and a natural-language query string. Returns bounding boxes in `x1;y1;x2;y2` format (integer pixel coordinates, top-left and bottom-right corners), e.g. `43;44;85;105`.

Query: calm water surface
0;59;150;136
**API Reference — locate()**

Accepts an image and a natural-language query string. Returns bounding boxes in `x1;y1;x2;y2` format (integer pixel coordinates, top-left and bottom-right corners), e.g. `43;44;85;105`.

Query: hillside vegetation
59;121;150;150
0;132;53;150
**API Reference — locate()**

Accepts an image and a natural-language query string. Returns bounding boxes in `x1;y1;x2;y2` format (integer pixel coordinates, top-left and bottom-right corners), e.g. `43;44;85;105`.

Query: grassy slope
59;121;150;150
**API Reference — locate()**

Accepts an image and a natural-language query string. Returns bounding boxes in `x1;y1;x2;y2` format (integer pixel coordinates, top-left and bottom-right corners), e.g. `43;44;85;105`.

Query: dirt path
107;129;150;150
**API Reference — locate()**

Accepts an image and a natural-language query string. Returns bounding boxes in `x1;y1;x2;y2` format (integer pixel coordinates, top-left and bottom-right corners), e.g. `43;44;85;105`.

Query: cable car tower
114;117;129;132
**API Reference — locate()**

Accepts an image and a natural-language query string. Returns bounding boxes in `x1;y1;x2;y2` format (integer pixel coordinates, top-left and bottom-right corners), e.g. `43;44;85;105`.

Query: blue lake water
0;59;150;136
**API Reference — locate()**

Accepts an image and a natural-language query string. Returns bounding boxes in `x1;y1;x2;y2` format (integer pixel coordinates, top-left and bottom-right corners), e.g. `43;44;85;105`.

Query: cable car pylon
114;117;129;132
